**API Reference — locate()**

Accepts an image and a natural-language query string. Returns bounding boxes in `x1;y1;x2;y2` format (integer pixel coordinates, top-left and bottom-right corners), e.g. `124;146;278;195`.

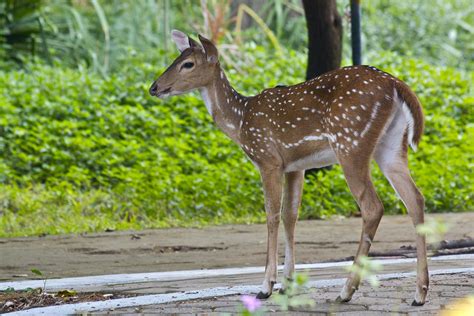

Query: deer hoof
256;291;271;299
335;295;351;303
411;299;425;306
412;284;428;306
336;284;354;303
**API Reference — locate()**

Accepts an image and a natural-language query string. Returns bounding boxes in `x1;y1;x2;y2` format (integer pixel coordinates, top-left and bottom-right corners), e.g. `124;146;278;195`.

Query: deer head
149;30;219;98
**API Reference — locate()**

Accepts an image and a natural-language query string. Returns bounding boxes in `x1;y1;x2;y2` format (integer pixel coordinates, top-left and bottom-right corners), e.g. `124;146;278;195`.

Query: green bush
0;47;472;237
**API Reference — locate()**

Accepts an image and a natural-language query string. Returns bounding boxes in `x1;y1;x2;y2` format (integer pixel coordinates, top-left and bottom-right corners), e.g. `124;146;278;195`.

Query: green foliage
416;218;450;245
30;268;47;292
259;0;306;49
0;0;50;64
4;287;15;293
2;0;472;72
0;0;201;74
359;0;474;71
254;0;474;71
272;273;315;311
0;46;472;238
346;256;383;287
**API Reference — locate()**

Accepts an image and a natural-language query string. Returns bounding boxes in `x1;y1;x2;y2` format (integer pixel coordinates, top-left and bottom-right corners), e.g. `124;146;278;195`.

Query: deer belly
284;148;338;172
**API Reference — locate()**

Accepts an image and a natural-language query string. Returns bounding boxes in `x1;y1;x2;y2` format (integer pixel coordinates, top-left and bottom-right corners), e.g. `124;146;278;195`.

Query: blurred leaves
346;256;383;287
416;218;450;245
272;273;315;311
2;0;473;72
0;0;50;64
358;0;474;70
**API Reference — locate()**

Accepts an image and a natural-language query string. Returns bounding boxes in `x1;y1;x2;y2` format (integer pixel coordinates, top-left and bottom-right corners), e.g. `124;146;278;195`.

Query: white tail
150;31;429;306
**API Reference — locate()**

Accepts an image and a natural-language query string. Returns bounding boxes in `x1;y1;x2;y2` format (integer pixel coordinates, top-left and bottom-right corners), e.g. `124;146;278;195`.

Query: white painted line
1;253;473;291
5;267;474;316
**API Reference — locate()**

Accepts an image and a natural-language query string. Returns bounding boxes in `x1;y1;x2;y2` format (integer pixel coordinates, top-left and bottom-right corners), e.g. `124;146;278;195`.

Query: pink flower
241;295;262;312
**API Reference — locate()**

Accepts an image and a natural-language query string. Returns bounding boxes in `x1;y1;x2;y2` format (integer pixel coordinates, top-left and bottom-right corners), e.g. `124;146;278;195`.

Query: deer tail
394;80;424;151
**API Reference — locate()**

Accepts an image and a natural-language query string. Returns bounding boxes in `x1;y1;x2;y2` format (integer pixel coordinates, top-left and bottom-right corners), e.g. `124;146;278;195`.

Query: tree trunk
303;0;342;174
302;0;343;80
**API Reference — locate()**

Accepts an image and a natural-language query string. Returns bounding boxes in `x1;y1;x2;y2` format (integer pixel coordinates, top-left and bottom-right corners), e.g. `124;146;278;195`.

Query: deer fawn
149;30;429;306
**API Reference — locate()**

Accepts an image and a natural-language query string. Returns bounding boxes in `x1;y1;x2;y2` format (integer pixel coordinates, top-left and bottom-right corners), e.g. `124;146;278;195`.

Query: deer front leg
280;171;304;294
256;168;284;299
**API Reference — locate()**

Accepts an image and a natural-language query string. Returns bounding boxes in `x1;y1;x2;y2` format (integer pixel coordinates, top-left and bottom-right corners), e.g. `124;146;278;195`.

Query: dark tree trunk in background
303;0;342;175
302;0;342;80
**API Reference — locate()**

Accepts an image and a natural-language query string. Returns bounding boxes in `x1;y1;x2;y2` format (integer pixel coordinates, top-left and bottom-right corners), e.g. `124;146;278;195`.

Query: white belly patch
284;148;338;172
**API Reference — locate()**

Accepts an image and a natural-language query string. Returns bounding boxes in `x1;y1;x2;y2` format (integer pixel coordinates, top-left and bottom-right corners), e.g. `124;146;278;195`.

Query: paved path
3;255;474;315
118;268;474;315
1;212;473;314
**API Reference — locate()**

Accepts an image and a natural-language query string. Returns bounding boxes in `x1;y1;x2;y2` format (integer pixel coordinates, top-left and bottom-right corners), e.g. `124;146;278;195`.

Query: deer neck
199;67;248;142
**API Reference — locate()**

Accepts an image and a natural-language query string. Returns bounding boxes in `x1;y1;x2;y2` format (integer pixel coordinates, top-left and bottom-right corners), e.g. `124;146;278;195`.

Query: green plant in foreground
346;256;383;287
4;287;15;293
31;268;47;293
416;218;450;247
272;273;315;311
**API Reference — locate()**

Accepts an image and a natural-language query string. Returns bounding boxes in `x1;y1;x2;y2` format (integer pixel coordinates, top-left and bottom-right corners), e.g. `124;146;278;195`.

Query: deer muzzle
149;81;171;98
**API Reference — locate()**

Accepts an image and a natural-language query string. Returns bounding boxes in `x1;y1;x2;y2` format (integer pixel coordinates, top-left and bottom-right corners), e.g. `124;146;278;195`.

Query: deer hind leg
256;168;284;299
375;132;428;306
336;156;384;303
279;170;305;294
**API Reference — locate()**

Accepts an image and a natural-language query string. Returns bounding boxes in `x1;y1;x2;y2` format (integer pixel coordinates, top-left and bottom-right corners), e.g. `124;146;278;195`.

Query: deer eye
181;62;194;69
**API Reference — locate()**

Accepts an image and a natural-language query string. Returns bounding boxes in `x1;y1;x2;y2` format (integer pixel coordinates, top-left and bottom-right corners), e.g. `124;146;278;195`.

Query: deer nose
149;82;159;96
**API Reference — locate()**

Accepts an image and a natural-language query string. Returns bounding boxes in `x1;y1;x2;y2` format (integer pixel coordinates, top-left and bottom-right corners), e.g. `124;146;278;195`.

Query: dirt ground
1;212;473;282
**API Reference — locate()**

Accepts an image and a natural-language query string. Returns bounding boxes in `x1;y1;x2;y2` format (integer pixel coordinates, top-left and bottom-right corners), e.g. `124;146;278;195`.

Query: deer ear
198;34;218;64
188;36;200;49
171;29;192;52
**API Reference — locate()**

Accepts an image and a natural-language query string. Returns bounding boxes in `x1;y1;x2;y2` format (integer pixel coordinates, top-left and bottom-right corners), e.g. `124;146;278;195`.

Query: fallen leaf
57;290;77;297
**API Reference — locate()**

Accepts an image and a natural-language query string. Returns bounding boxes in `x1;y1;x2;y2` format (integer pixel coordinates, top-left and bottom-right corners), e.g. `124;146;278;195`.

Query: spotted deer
149;30;429;306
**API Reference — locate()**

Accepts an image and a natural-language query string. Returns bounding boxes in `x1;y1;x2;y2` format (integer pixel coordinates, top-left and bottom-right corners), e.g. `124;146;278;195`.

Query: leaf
31;269;43;276
57;289;77;297
4;287;15;293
